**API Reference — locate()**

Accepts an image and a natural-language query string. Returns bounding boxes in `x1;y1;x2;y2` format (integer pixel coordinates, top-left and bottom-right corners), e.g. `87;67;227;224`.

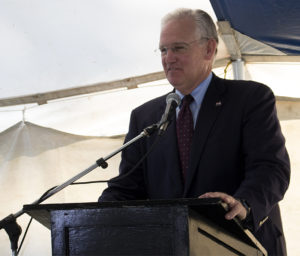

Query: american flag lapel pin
216;101;222;107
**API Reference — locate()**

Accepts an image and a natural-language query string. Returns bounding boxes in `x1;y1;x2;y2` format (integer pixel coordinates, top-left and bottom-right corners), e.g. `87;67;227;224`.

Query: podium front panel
51;206;189;256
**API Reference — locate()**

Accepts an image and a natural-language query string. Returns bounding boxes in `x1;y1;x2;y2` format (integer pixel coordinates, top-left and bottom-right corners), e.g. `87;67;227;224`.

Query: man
99;8;290;256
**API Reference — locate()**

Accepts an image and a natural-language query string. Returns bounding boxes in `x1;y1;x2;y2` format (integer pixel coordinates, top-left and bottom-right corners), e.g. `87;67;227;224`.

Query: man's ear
204;39;217;60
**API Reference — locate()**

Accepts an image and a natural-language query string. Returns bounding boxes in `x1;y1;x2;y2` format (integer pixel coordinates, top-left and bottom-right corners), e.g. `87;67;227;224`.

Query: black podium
23;198;267;256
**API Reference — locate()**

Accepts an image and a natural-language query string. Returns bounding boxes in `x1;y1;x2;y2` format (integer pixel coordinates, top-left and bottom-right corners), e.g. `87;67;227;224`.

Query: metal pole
232;59;245;80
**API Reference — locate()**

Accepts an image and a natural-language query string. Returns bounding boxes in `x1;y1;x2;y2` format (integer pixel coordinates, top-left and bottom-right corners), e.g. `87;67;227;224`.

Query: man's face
159;17;213;95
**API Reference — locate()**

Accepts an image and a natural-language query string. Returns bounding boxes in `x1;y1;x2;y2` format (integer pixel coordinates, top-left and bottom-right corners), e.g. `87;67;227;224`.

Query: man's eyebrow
159;41;188;47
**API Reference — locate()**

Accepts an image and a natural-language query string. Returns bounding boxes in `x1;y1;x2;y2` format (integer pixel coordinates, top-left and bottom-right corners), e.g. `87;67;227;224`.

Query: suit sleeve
98;109;148;201
233;84;290;231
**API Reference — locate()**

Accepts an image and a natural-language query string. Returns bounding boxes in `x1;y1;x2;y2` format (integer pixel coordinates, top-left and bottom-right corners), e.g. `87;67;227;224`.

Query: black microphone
158;93;181;135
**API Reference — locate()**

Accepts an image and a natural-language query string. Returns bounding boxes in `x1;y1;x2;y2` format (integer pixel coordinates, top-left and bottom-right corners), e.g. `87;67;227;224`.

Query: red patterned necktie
176;94;194;179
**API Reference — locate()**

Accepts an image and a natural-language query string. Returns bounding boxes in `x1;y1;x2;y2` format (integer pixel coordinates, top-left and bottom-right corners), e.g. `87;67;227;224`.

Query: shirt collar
176;72;212;107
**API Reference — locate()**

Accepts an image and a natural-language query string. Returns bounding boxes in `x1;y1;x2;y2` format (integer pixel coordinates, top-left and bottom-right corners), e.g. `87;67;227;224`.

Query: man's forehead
160;18;196;39
159;17;197;45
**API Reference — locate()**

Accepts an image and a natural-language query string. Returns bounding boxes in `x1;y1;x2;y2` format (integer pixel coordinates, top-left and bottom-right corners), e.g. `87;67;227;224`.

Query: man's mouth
167;66;182;72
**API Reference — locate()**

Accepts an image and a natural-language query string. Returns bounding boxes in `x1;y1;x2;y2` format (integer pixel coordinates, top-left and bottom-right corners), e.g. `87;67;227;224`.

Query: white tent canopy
1;0;300;135
0;1;216;100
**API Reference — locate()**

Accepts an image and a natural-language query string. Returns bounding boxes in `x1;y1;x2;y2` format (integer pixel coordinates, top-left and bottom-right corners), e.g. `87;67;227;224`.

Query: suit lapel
184;75;226;196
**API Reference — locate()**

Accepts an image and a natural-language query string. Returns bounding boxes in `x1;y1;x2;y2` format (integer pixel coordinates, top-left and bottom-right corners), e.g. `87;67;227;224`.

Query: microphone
158;93;181;135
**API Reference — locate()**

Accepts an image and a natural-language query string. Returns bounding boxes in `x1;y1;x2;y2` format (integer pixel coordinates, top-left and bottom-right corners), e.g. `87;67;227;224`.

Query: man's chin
166;75;183;87
167;81;184;92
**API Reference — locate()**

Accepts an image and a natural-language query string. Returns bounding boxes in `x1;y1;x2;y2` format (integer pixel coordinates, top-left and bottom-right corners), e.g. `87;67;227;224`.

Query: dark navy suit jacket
99;74;290;256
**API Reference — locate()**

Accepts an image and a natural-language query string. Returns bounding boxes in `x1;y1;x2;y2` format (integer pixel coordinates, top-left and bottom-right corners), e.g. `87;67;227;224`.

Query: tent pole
232;59;245;80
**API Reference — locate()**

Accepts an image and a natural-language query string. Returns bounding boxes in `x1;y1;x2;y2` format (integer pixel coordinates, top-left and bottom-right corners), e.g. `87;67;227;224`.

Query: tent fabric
1;65;300;136
0;121;123;254
0;81;173;135
0;0;216;100
229;28;285;56
210;0;300;54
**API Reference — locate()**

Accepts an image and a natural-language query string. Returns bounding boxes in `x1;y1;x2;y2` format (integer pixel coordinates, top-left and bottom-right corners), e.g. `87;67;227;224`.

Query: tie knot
182;94;194;106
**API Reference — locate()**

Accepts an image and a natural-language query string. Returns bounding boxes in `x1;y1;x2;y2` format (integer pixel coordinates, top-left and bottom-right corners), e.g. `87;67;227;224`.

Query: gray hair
161;8;219;45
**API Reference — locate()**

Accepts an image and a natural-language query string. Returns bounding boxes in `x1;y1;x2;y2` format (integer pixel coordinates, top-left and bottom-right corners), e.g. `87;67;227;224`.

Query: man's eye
160;47;167;54
173;45;186;52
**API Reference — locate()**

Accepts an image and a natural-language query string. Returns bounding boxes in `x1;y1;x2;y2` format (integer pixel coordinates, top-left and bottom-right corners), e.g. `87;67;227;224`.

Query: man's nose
164;49;177;62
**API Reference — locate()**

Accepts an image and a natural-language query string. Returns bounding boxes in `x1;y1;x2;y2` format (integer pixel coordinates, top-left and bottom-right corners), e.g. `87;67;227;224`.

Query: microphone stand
0;123;159;256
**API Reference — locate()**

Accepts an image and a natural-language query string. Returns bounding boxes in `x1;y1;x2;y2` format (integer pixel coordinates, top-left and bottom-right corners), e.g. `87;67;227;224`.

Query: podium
23;198;267;256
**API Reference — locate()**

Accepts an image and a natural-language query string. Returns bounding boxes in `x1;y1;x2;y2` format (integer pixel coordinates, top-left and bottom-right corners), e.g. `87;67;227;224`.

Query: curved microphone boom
158;93;181;135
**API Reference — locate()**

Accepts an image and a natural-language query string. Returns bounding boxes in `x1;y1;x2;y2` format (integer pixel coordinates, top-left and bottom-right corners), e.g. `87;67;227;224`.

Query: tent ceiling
210;0;300;55
1;0;299;108
1;56;300;107
0;1;216;102
0;59;232;107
